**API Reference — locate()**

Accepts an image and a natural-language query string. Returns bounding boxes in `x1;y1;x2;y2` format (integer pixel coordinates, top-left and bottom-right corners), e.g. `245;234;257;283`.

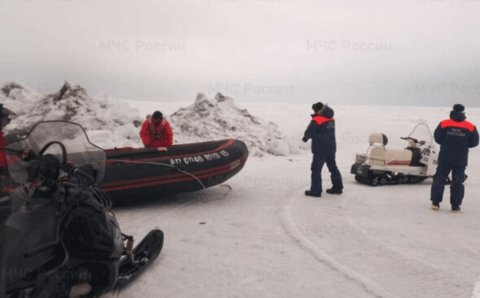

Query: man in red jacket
139;110;174;148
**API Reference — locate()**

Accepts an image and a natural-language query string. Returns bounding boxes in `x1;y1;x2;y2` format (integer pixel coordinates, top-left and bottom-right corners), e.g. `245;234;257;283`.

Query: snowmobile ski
114;229;165;291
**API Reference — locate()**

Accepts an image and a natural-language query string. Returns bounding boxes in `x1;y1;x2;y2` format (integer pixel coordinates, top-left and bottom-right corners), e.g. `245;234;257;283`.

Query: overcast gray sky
1;0;480;107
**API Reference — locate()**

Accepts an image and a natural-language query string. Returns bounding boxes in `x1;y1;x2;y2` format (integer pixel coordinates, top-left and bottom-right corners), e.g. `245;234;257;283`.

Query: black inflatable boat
102;139;248;204
0;121;249;206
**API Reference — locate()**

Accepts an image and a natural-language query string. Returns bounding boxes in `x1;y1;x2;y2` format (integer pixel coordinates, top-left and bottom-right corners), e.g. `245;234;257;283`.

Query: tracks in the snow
280;203;399;298
280;186;468;298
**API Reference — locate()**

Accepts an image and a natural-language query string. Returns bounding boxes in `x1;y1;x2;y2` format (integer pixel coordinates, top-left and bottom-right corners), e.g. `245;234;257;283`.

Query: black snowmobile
0;121;164;298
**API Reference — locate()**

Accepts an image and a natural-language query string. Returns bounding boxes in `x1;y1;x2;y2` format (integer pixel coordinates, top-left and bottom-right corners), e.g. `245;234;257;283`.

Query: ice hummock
170;92;290;156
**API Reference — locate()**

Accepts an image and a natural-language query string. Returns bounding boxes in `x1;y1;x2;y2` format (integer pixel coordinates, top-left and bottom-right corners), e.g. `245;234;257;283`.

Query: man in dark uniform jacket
431;104;479;212
302;102;343;197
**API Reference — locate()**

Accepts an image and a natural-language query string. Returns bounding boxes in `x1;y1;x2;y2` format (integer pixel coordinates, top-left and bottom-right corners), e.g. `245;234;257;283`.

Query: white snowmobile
351;123;439;186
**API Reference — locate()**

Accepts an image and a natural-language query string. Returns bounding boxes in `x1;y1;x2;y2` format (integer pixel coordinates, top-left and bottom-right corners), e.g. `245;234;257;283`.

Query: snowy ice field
3;84;480;297
110;101;480;298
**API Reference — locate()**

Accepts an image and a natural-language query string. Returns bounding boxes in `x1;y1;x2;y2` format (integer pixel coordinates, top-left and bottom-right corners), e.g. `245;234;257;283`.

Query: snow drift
0;82;292;155
1;82;144;146
170;93;289;156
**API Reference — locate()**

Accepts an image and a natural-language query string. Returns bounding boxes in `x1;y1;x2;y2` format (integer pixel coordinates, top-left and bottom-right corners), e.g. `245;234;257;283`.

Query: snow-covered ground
3;83;480;297
111;102;480;298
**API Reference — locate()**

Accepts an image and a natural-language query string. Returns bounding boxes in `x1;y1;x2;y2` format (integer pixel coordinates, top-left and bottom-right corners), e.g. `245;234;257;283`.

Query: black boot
451;205;461;213
305;190;321;197
326;188;342;195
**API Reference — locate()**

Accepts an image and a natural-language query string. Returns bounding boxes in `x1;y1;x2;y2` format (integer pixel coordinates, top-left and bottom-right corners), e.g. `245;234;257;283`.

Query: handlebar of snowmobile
0;146;23;155
70;167;96;185
400;137;419;143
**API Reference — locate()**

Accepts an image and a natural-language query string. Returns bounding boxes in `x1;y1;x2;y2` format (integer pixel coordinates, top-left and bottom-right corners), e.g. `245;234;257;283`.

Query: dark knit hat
152;110;163;120
453;104;465;113
312;102;324;112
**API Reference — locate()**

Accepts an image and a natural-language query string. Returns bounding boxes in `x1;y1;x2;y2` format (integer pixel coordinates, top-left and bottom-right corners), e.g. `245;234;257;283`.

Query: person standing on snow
431;104;479;213
302;102;343;197
139;110;174;148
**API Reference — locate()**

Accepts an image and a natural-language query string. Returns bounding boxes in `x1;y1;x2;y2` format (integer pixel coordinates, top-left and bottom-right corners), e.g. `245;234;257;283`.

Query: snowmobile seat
369;133;388;147
367;133;412;166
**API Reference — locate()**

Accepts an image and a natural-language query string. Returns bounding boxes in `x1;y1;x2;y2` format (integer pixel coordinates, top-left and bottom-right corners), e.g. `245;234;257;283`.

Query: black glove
302;137;308;143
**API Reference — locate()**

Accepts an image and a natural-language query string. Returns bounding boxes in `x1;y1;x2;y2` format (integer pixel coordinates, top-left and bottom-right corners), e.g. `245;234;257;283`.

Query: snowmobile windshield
407;123;434;148
6;121;106;185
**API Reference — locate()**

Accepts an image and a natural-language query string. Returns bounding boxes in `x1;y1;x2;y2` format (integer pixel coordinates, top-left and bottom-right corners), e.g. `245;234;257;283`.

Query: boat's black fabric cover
101;139;248;205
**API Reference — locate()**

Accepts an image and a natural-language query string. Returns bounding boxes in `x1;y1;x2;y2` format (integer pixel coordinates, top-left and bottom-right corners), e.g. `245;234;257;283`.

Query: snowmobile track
281;194;398;298
280;186;469;298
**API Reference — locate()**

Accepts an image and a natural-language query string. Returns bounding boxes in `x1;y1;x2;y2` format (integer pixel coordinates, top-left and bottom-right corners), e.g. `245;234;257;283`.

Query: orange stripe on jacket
440;119;475;132
313;116;334;126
